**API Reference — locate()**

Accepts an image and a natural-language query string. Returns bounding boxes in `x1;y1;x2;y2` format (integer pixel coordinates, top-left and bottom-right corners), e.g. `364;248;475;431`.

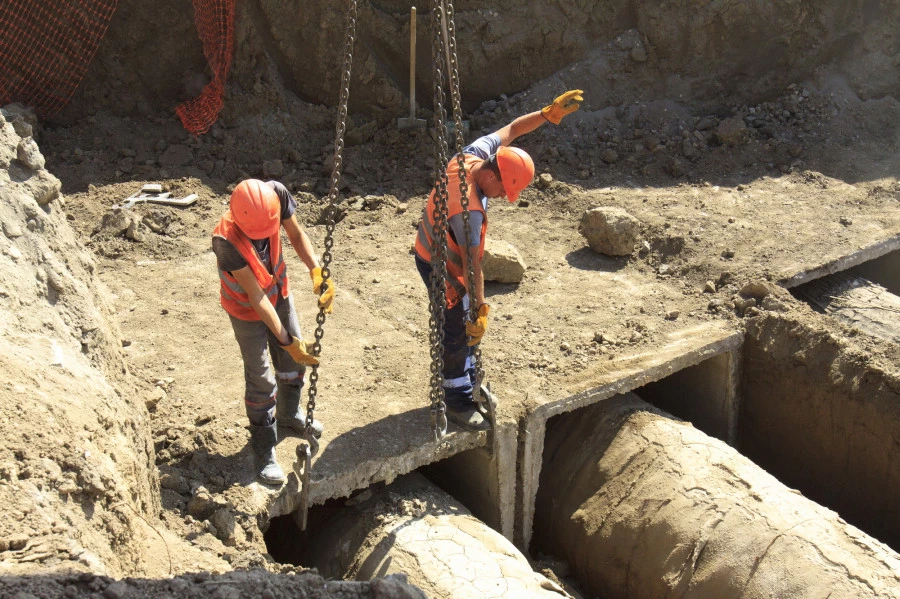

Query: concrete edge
778;233;900;289
514;329;743;549
267;429;489;519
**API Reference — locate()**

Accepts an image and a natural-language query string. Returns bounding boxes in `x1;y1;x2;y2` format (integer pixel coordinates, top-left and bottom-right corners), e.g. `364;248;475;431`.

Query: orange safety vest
414;154;487;308
212;211;290;321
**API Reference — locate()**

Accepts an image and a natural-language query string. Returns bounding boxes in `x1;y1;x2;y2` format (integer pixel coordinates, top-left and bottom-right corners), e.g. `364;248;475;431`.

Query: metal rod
409;6;417;118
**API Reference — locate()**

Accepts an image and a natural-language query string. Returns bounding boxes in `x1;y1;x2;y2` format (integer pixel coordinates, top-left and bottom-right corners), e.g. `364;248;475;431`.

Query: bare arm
282;214;320;272
232;266;291;345
493;110;548;147
459;248;485;309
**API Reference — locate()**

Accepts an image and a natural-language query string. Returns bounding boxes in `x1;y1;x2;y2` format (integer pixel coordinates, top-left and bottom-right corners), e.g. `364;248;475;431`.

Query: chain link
305;0;358;448
442;0;485;395
425;0;458;442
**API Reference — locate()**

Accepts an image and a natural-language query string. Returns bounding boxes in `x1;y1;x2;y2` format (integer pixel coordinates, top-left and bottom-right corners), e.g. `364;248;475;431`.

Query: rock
2;220;23;239
372;574;429;599
187;487;224;520
0;121;18;168
103;581;129;599
345;120;378;146
158;144;193;168
600;149;619;163
722;248;735;259
94;208;137;237
17;138;44;170
739;281;770;300
536;173;554;189
23;170;61;206
696;116;718;131
262;159;284;178
146;387;166;411
665;310;680;321
703;281;716;293
682;138;696;157
125;220;145;242
839;216;853;226
482;239;527;283
2;103;40;140
8;533;28;550
761;295;789;313
579;207;641;256
734;297;758;315
715;118;748;146
210;508;245;547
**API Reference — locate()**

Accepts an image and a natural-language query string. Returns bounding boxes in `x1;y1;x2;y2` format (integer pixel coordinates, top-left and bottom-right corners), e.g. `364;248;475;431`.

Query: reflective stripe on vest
212;211;290;321
414;154;487;308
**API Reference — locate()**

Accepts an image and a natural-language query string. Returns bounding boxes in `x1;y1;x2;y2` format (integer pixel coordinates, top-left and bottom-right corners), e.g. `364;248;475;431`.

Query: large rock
17;137;45;170
578;206;641;256
715;117;749;146
482;239;527;283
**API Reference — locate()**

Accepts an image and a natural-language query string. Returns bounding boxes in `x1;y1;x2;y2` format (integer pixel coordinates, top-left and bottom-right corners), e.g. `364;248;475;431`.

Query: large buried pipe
305;472;572;599
534;393;900;599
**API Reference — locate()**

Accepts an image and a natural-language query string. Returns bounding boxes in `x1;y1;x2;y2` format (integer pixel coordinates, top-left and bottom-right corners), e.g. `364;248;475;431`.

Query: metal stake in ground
398;6;426;130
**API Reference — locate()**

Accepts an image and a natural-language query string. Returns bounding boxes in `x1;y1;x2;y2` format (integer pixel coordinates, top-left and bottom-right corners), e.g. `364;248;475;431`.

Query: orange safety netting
0;0;118;118
176;0;235;136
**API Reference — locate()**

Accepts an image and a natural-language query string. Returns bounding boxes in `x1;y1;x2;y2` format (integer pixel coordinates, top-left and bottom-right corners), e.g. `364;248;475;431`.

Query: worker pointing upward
415;90;583;429
212;179;335;485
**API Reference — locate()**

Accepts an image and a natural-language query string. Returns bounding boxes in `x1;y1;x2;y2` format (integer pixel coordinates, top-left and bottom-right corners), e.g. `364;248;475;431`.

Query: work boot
249;423;285;485
445;403;491;431
275;384;324;438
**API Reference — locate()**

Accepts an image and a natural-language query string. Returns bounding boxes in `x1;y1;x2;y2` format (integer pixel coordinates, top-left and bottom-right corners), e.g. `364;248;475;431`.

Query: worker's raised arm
493;90;584;146
283;214;336;314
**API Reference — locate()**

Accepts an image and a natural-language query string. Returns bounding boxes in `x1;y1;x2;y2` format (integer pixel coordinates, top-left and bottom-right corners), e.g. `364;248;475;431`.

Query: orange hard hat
495;146;535;202
230;179;280;239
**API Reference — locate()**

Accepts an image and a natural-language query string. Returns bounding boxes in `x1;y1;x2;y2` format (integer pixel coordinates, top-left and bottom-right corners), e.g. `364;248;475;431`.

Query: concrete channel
259;245;900;597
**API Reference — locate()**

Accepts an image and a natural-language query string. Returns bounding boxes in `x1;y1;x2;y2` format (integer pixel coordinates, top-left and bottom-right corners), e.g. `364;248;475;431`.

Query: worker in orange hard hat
212;179;336;485
415;90;584;429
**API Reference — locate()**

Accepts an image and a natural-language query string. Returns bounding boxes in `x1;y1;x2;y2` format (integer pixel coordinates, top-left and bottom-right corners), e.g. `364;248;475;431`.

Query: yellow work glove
541;89;584;125
281;336;319;366
466;304;490;346
310;267;335;314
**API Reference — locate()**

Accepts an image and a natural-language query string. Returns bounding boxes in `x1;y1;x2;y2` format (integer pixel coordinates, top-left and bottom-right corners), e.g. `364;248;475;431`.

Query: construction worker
212;179;335;485
415;90;583;429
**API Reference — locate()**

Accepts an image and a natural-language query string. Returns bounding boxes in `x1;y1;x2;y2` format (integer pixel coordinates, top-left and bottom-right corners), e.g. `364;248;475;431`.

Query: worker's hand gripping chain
295;0;358;529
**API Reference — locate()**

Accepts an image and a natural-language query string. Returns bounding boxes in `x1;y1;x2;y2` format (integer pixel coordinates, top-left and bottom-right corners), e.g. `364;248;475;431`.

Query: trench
257;289;900;597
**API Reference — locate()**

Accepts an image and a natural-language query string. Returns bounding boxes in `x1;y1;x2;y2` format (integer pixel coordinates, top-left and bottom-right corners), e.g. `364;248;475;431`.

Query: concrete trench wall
532;393;900;599
740;313;900;549
515;330;743;548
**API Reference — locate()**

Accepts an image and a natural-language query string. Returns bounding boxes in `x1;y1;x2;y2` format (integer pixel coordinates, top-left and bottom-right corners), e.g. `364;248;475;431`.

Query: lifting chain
296;0;358;528
425;0;455;443
305;0;358;449
440;0;488;417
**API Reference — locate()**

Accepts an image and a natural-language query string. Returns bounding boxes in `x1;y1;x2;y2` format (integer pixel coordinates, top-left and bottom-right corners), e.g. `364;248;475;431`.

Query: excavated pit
531;392;900;599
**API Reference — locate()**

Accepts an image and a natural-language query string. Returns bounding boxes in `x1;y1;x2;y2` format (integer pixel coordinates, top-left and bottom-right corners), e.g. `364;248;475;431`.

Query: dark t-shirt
212;181;297;273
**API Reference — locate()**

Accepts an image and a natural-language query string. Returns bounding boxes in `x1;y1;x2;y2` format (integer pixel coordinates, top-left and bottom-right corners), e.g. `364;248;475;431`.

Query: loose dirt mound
0;110;158;576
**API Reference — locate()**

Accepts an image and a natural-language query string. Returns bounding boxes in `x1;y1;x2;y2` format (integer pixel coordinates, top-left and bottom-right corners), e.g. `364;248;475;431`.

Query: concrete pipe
306;472;572;599
534;393;900;599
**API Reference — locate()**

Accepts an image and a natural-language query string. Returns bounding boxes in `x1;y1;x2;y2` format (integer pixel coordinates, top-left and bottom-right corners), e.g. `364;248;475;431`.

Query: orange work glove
310;267;335;314
466;304;490;346
281;335;319;366
541;89;584;125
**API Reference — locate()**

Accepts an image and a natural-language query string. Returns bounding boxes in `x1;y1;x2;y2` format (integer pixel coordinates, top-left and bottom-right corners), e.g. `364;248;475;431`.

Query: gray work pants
229;292;306;426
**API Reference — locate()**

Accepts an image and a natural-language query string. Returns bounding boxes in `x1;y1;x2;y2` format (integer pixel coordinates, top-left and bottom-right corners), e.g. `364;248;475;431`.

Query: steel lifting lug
475;381;497;427
294;442;313;530
430;405;448;443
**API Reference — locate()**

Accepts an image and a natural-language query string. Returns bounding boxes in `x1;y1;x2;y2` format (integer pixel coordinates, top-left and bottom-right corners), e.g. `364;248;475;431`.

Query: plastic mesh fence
0;0;118;118
176;0;235;136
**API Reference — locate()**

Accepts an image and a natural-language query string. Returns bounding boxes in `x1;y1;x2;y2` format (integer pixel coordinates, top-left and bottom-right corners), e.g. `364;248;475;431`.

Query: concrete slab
515;323;743;548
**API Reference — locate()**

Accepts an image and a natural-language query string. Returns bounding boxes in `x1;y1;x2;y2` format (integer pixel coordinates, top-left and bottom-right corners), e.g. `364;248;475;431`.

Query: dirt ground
2;1;900;593
27;66;898;566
